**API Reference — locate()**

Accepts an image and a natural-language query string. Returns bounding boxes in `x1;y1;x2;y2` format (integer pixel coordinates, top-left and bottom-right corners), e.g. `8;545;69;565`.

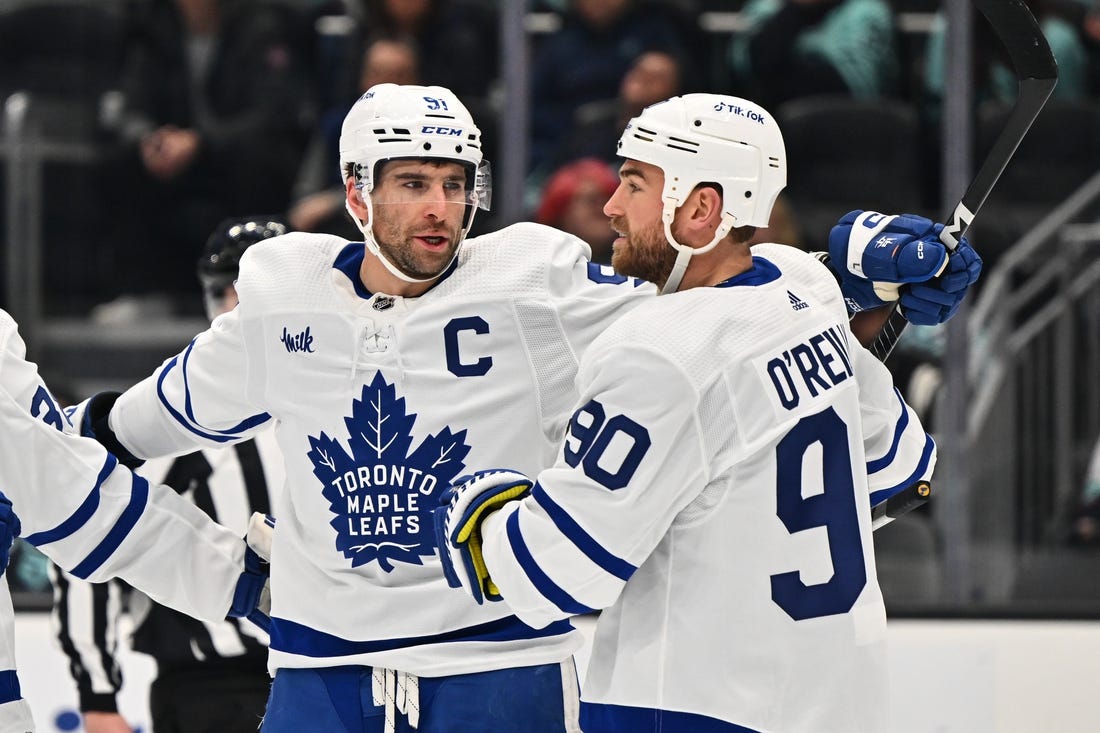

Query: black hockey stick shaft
871;0;1057;362
870;0;1056;528
871;480;932;531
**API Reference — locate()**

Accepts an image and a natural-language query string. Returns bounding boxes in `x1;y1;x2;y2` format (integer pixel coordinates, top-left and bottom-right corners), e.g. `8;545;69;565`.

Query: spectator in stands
535;158;620;263
923;0;1090;107
546;49;685;172
729;0;901;109
287;34;420;237
529;0;694;172
1059;0;1100;91
104;0;315;313
350;0;498;101
921;0;1092;270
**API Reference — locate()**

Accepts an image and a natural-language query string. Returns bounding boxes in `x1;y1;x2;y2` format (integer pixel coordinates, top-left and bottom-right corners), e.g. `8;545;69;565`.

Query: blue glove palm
0;493;20;576
434;469;533;604
828;210;982;325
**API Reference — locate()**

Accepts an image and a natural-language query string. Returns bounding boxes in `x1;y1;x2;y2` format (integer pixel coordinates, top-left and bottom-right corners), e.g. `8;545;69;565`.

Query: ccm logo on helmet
421;126;463;136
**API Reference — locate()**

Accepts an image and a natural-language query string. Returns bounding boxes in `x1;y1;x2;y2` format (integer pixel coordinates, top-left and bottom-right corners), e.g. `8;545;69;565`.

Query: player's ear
684;185;723;238
346;178;371;223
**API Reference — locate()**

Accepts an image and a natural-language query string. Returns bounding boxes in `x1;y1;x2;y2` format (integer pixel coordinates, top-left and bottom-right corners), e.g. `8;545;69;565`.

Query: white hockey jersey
478;244;936;733
109;223;654;675
0;309;249;733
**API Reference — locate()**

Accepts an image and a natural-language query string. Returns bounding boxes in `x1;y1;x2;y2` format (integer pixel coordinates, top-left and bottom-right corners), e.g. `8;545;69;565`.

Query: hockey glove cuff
0;492;21;576
65;392;145;470
434;469;532;604
228;513;274;632
246;511;274;562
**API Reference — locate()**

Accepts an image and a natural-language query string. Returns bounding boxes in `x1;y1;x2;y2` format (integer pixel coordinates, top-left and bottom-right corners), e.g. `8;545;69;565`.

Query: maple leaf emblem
307;372;471;571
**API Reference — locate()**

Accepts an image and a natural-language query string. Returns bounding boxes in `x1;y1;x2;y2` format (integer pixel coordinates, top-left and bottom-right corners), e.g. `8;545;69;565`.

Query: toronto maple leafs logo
307;372;471;571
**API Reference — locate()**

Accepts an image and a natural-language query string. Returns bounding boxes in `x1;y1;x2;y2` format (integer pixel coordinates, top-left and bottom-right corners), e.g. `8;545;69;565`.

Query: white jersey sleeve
108;301;270;459
0;310;73;435
0;311;246;623
0;388;245;622
479;343;701;628
852;342;937;505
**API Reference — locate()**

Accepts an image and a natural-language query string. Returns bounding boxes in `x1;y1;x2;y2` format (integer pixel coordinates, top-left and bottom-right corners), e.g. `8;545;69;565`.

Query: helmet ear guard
615;94;786;293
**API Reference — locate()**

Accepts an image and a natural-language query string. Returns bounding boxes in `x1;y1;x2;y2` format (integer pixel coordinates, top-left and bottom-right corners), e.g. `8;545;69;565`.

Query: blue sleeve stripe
156;345;271;442
70;473;151;580
22;453;116;546
506;509;595;616
0;670;21;704
869;433;936;506
532;485;635;582
866;388;909;474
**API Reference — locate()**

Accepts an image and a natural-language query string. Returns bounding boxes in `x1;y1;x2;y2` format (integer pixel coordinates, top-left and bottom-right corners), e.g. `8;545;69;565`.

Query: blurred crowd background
5;0;1100;616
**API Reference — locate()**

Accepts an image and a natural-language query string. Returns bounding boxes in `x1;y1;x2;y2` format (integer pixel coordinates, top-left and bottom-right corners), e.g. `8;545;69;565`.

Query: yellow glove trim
454;482;531;544
454;481;531;600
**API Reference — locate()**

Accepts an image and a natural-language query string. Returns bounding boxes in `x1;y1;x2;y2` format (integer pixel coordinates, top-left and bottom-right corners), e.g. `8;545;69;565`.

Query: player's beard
610;217;679;289
372;208;463;280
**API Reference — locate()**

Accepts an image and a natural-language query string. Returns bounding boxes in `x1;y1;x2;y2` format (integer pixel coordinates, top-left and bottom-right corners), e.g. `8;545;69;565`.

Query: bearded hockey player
438;94;962;733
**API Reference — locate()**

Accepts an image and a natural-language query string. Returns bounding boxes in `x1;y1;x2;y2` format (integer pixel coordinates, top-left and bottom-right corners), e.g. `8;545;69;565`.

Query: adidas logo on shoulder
788;290;809;311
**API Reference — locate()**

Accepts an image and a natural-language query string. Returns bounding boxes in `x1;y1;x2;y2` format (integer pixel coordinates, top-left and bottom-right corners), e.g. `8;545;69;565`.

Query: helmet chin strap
658;201;737;294
344;197;462;286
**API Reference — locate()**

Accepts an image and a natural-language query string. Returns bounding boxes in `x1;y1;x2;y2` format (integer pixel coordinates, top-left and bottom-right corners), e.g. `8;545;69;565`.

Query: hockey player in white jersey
0;309;270;733
79;83;976;732
438;93;947;733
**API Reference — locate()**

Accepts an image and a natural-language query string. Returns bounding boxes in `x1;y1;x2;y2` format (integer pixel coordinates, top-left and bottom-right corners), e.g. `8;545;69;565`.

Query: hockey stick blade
871;480;932;532
869;0;1056;530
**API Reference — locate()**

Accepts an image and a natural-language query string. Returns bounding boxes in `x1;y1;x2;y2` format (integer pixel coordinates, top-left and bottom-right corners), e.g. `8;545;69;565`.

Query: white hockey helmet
616;93;786;292
339;83;492;283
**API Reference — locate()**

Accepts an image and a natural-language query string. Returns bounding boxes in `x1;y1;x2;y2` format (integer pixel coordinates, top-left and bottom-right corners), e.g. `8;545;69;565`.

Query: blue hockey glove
828;210;982;325
899;238;982;325
228;513;274;632
64;391;145;470
434;469;533;604
0;493;20;576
